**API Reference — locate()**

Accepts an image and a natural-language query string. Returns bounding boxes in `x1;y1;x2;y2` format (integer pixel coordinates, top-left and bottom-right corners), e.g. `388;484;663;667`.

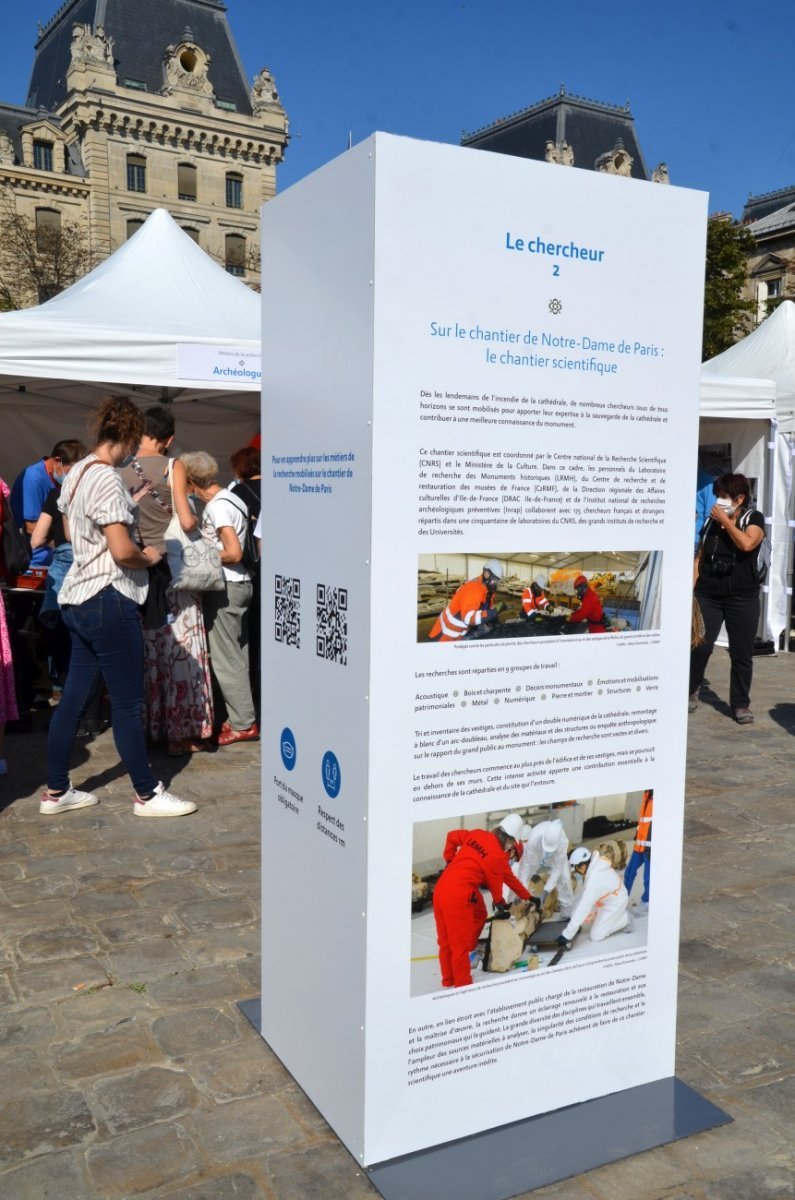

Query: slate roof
462;89;651;181
742;185;795;225
27;0;251;115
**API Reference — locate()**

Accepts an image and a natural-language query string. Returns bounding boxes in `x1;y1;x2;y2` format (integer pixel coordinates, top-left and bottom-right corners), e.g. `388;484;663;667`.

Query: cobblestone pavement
0;649;793;1199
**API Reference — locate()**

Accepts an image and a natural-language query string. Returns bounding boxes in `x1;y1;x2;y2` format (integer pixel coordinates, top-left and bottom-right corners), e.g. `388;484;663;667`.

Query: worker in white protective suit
556;846;631;948
515;819;575;917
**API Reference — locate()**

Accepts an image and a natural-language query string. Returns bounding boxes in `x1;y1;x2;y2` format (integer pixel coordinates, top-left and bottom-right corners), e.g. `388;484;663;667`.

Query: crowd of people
0;395;262;816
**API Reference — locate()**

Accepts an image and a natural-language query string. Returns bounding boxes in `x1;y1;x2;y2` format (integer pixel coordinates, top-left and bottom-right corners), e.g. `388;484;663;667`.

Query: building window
766;278;782;300
182;227;200;244
225;233;246;276
35;208;61;250
216;99;237;112
33;140;54;171
124;78;147;91
178;163;197;202
126;154;146;193
226;173;243;209
126;219;145;240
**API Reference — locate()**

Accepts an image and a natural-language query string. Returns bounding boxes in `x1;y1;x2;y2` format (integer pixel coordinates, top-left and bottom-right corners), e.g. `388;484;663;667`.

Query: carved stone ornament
162;42;214;97
595;140;634;177
652;162;670;184
545;139;574;166
0;130;14;165
251;68;284;116
70;22;114;67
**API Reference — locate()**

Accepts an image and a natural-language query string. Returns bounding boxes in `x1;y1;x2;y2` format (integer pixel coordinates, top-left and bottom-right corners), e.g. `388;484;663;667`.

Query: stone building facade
0;0;288;304
739;186;795;324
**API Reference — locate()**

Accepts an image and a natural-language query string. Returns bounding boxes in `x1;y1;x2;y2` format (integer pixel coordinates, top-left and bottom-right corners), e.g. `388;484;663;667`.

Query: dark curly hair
88;395;144;451
712;473;752;508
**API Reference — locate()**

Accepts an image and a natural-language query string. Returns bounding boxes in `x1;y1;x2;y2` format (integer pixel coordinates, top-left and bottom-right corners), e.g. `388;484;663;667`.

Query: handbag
1;489;31;578
163;462;224;592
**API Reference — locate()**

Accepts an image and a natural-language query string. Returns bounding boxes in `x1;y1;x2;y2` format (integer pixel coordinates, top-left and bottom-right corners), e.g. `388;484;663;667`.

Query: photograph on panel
410;790;652;998
417;552;662;643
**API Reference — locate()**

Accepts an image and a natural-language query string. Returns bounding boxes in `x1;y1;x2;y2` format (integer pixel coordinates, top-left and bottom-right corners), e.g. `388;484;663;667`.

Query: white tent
0;208;261;481
702;303;795;649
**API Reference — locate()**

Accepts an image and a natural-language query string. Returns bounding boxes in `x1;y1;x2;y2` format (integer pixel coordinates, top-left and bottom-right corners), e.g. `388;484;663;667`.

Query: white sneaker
40;783;99;815
623;911;634;933
134;781;197;817
634;901;649;917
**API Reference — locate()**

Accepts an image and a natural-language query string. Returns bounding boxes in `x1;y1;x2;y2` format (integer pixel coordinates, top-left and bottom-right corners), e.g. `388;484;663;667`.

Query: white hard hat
541;819;565;854
483;559;504;580
533;573;548;588
498;813;524;840
519;824;533;842
569;846;591;868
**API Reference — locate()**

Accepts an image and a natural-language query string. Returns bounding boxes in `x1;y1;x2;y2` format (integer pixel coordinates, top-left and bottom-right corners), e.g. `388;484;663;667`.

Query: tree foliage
0;193;95;311
702;217;757;361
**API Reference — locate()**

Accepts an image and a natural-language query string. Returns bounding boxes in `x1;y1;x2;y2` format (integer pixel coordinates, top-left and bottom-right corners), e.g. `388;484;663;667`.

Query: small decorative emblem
549;298;563;315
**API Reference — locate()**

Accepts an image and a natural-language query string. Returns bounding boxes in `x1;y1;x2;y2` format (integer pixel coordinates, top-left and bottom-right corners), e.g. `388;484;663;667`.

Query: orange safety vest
429;578;491;642
634;793;653;852
521;588;549;614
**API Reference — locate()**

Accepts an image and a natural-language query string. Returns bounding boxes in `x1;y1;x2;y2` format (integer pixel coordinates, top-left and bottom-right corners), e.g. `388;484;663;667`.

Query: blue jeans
47;586;157;796
623;849;650;904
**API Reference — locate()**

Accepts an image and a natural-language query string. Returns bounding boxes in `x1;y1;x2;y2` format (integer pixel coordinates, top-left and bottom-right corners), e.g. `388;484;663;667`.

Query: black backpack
1;494;31;578
227;496;259;574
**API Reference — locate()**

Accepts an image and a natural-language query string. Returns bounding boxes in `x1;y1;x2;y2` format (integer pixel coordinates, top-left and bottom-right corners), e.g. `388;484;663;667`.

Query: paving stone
265;1143;378;1199
131;878;212;907
205;868;260;898
189;1039;291;1103
1;1047;53;1093
147;964;248;1006
0;1148;90;1198
152;1006;241;1058
279;1083;332;1137
693;1028;793;1088
95;910;181;946
16;924;102;962
186;1095;306;1163
0;1004;55;1048
106;937;186;982
68;891;141;920
674;978;767;1040
732;965;795;1011
3;875;81;904
518;1180;595;1200
52;1022;163;1081
0;969;17;1005
175;897;256;933
86;1122;198;1196
174;931;257;969
0;861;24;881
138;1174;269;1200
90;1065;203;1134
13;955;111;1003
53;986;153;1033
731;1075;795;1139
581;1144;694;1199
1;899;76;938
701;1162;795;1198
667;1104;786;1181
0;1090;96;1163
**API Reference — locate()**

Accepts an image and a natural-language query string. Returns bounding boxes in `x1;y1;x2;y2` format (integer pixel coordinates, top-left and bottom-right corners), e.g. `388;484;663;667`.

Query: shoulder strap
69;459;107;498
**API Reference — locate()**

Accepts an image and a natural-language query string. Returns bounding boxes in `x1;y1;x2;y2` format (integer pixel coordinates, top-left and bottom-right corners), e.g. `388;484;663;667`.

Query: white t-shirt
58;455;148;607
202;488;250;583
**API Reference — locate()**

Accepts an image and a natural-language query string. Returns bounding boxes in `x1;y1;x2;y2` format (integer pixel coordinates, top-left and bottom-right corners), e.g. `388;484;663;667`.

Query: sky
3;0;795;214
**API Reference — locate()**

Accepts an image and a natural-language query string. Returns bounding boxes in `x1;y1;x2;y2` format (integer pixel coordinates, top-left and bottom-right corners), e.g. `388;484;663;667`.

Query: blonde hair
180;451;218;489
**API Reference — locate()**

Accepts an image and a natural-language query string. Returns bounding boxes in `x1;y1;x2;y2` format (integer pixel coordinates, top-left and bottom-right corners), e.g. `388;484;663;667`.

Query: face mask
53;471;66;485
119;455;135;469
715;498;735;513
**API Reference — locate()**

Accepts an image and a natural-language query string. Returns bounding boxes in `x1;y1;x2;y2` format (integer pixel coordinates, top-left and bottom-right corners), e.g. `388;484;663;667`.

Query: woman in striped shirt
42;396;197;819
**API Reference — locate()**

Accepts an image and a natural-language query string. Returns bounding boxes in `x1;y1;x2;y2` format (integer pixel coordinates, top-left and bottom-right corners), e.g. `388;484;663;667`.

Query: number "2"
552;264;560;277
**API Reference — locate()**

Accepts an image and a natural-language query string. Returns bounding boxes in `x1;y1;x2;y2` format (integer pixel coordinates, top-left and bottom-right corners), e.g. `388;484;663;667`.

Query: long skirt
0;589;18;725
143;589;213;742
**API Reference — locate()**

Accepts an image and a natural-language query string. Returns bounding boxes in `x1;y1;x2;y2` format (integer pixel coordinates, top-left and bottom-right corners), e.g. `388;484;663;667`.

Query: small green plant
127;982;147;994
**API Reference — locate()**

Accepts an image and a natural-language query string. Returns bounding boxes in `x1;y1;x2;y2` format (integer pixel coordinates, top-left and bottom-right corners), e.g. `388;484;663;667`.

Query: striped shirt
57;455;148;607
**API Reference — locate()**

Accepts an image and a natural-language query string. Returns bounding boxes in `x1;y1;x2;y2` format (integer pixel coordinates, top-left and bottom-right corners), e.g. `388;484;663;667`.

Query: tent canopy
0;209;260;479
702;300;795;430
699;373;776;420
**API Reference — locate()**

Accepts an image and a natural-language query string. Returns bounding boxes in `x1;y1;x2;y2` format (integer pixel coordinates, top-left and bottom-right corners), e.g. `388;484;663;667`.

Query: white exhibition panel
260;134;708;1167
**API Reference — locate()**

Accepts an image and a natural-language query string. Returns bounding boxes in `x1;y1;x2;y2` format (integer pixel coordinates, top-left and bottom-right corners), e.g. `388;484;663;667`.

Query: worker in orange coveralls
521;574;550;618
428;559;503;642
568;574;606;634
433;813;533;988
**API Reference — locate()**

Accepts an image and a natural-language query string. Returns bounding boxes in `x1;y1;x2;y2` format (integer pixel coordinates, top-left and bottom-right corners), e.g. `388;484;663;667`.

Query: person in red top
433;813;532;988
428;559;503;642
521;575;550;618
568;574;606;634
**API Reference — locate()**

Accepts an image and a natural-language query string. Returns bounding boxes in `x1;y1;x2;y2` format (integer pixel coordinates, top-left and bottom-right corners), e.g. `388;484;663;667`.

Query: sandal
167;739;210;756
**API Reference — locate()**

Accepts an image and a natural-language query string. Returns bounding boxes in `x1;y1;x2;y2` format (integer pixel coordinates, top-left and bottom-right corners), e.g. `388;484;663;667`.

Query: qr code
274;575;301;648
316;583;348;665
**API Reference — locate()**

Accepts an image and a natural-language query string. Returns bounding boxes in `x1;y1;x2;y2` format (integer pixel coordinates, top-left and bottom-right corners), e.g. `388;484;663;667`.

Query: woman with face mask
690;473;765;724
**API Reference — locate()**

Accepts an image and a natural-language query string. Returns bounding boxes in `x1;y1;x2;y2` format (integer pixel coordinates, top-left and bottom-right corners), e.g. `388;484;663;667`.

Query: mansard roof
462;87;651;181
742;184;795;225
27;0;251;115
0;101;85;175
